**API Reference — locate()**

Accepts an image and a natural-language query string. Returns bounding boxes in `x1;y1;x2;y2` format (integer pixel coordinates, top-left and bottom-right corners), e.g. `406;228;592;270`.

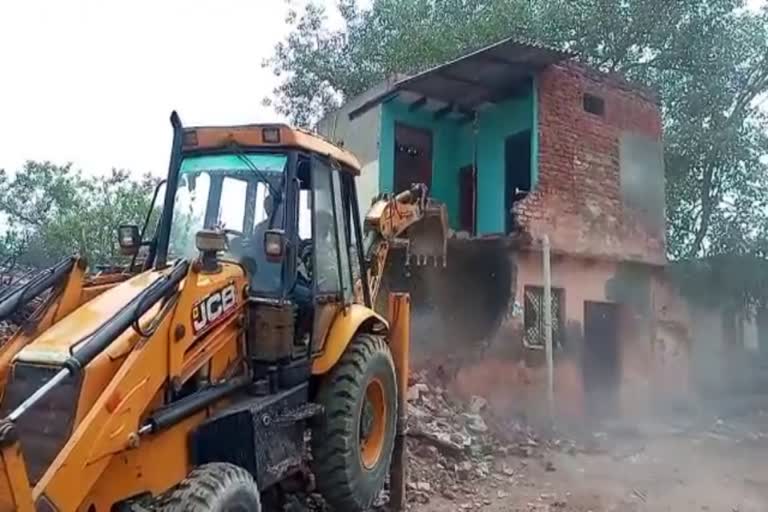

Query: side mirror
117;225;141;255
264;229;287;263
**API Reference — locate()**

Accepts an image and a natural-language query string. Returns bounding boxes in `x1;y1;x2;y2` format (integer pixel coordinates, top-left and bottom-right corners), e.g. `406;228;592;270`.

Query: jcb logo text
192;283;237;334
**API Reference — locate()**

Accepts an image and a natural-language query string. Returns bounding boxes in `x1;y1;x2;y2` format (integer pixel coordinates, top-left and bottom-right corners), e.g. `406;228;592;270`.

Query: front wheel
311;333;398;511
156;463;261;512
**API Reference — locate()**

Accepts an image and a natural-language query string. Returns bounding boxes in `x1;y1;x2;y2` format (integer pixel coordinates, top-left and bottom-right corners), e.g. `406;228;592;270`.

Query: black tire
156;463;261;512
311;333;398;511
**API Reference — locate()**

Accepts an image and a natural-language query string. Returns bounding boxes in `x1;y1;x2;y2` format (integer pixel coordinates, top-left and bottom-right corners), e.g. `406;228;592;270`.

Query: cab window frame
310;156;343;300
307;155;364;306
342;173;370;307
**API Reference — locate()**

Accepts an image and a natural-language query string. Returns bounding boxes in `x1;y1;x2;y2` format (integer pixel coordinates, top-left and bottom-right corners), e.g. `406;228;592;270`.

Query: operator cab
160;125;368;308
167;151;288;294
120;118;371;390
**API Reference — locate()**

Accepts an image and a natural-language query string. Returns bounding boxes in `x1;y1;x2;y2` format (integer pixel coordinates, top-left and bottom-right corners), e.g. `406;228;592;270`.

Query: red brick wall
515;62;665;264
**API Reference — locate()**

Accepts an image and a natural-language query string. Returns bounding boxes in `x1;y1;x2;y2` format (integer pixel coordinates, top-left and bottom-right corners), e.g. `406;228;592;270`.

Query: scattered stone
469;395;488;414
512;445;535;458
400;370;568;508
456;460;473;481
407;383;429;402
413;443;439;460
463;413;489;434
416;481;432;492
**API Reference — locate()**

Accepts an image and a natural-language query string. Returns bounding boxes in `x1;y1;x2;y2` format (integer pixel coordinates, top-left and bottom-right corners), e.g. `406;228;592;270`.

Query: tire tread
311;334;397;511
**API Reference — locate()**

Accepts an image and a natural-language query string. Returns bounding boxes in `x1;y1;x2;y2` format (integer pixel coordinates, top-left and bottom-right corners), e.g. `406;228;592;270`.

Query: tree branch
688;164;718;258
729;52;768;124
0;202;42;227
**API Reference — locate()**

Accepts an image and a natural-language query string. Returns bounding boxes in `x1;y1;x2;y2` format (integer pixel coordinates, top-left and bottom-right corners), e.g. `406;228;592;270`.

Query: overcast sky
0;0;764;179
0;0;326;177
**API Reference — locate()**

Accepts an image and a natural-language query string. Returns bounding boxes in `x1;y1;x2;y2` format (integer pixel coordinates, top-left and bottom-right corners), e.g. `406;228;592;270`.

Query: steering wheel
297;239;334;290
298;239;313;280
221;228;246;239
216;228;247;258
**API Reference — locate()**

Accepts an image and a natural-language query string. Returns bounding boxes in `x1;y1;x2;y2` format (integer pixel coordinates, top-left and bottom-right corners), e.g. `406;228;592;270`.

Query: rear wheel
156;463;261;512
311;333;397;511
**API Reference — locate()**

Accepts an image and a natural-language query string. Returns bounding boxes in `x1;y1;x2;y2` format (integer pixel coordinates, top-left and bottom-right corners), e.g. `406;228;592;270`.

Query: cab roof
182;123;361;175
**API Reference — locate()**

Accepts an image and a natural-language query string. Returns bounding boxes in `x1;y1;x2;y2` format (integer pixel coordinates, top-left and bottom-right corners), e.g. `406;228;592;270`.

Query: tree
0;161;159;269
266;0;768;304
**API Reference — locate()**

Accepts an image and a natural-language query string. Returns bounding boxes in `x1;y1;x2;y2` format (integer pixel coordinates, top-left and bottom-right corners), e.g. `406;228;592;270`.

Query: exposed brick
516;62;665;264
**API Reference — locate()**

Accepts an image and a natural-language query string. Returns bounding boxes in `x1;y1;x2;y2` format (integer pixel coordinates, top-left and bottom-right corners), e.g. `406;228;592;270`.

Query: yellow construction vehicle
0;112;448;512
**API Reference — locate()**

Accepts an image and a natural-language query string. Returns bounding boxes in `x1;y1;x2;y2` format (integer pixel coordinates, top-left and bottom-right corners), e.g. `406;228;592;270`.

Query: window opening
583;93;605;116
524;285;565;349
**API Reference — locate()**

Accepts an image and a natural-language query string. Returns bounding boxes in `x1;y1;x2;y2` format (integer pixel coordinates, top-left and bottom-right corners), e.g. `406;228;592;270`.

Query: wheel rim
359;377;387;469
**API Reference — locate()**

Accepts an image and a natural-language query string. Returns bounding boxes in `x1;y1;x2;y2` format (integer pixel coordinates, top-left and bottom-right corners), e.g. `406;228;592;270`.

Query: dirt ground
415;413;768;512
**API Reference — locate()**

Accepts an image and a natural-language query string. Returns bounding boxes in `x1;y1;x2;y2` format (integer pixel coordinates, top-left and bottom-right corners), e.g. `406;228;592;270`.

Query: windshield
169;152;288;293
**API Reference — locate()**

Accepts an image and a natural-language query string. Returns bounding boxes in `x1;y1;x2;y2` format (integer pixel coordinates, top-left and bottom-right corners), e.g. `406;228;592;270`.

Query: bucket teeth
406;201;449;268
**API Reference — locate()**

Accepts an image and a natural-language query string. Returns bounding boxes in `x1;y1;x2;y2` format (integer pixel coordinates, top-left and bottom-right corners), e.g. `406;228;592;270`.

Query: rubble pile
283;370;578;511
404;370;550;508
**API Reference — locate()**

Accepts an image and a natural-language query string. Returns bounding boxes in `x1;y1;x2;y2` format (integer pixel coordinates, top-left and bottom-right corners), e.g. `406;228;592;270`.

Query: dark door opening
394;123;433;194
458;165;476;234
504;130;532;233
583;301;621;419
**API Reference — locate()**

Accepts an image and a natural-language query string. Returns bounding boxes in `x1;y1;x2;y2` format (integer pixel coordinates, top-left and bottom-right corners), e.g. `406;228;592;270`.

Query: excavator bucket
405;200;449;267
380;237;514;367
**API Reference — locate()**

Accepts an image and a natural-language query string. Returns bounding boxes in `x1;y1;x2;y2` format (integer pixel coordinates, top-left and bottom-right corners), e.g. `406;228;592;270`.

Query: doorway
458;165;476;234
504;130;532;233
394;123;433;193
583;301;621;419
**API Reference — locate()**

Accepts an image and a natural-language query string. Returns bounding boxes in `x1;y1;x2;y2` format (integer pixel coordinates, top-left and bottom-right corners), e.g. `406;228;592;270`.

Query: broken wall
406;247;691;424
515;63;665;265
685;300;768;415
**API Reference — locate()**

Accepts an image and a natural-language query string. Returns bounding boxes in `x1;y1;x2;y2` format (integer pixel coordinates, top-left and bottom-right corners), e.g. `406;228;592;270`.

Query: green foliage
267;0;768;306
0;161;159;269
670;254;768;313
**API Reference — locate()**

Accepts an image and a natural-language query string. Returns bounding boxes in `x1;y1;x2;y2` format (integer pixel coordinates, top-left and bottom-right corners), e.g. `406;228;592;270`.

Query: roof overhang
348;37;573;121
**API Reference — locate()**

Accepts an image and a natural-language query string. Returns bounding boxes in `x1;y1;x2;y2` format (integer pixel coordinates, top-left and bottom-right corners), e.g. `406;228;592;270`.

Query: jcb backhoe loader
0;112;448;512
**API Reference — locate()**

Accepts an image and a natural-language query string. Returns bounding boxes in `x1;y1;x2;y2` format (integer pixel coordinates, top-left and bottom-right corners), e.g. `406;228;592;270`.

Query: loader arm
362;184;448;304
0;261;192;511
0;258;138;401
0;258;94;399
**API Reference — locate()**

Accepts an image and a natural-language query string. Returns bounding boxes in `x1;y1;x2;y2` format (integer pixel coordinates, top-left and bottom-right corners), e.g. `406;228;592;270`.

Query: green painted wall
379;99;462;226
473;90;534;233
380;80;535;234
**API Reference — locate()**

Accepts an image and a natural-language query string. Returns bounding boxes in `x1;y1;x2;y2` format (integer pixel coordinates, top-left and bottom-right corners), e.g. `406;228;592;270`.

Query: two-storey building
318;38;690;421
